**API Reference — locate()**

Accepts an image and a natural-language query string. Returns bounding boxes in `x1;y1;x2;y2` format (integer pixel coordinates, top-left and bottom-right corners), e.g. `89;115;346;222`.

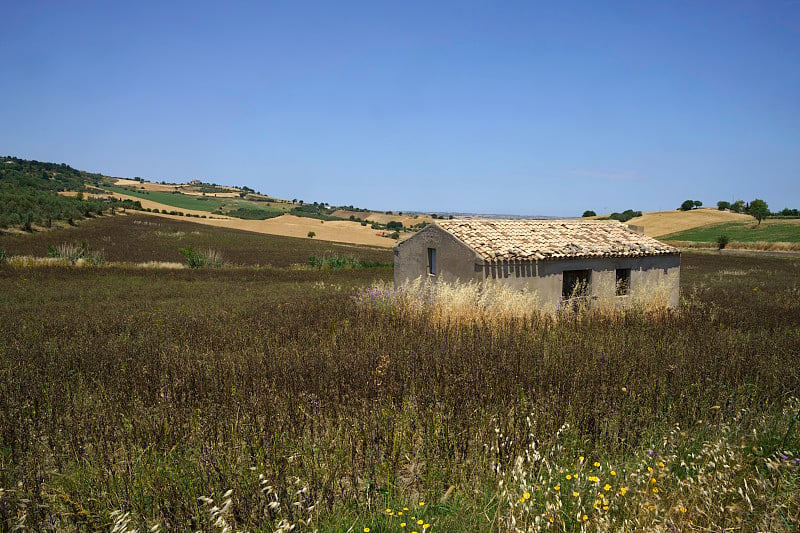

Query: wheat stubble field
0;219;799;531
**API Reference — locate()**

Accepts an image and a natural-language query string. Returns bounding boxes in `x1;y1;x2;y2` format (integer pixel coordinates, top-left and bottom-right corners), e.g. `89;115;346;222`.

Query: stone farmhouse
394;219;680;308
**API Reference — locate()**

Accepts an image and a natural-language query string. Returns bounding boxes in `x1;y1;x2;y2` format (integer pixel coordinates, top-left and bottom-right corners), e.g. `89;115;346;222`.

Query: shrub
308;256;389;270
607;209;642;223
307;231;315;239
46;241;105;265
582;210;597;217
389;231;400;240
717;235;729;250
178;246;225;268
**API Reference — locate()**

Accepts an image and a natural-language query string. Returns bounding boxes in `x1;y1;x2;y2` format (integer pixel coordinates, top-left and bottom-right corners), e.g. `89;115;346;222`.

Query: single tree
717;201;731;211
582;210;597;217
749;199;769;225
693;200;702;208
730;200;745;213
679;199;695;211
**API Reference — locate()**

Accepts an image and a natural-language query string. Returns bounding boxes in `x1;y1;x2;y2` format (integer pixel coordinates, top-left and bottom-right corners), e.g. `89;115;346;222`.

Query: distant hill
0;157;141;230
626;208;754;237
0;156;428;246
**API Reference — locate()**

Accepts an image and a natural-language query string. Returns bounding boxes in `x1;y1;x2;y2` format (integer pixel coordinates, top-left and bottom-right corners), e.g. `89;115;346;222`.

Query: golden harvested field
199;214;398;247
114;178;242;197
628;208;753;237
113;178;183;192
91;191;400;247
125;206;397;247
331;209;433;226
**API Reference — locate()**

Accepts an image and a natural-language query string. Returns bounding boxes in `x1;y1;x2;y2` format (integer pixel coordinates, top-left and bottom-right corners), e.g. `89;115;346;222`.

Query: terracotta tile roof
436;219;678;261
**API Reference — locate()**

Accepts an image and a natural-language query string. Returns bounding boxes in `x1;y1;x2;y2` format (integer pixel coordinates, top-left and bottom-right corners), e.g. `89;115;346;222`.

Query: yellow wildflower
572;491;579;497
524;491;530;500
658;461;665;468
652;487;659;494
610;470;616;476
554;485;560;491
423;525;430;530
588;476;599;483
582;514;588;521
651;477;657;484
401;524;406;528
566;475;572;480
603;505;609;511
619;487;628;496
603;484;611;491
417;519;424;525
648;466;653;473
593;461;601;467
680;507;687;513
364;529;370;533
386;508;393;514
419;502;425;507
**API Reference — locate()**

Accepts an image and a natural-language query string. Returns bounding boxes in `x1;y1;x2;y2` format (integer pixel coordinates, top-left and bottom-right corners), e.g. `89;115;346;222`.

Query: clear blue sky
1;1;798;216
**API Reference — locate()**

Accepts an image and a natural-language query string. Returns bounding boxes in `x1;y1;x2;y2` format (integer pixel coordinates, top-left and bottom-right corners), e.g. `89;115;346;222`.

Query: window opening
616;268;631;296
562;269;591;300
427;248;437;275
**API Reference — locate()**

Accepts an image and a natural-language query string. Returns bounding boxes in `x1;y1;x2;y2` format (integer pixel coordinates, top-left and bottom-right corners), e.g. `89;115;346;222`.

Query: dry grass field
104;185;402;247
0;212;392;266
200;214;401;247
332;209;434;227
0;245;798;531
626;208;753;237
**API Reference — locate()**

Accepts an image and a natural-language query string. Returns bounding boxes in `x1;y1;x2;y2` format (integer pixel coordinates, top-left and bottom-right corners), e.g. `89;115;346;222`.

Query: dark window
427;248;437;275
616;268;631;296
562;269;591;300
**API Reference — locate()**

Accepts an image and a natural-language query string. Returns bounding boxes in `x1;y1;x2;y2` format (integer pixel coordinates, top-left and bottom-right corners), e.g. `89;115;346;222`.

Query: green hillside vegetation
289;203;347;221
105;185;352;222
661;219;800;243
225;206;283;220
104;185;230;212
0;157;141;229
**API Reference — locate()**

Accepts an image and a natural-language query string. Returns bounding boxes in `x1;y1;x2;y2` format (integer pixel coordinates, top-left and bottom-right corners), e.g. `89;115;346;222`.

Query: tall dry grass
0;252;798;530
358;276;676;325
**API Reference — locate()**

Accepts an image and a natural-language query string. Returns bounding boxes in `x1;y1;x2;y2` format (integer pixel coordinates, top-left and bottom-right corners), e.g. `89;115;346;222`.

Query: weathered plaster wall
395;225;680;308
394;225;484;285
481;254;681;308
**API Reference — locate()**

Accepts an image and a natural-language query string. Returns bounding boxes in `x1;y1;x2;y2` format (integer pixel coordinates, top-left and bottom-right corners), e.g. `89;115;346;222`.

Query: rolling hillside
627;208;754;237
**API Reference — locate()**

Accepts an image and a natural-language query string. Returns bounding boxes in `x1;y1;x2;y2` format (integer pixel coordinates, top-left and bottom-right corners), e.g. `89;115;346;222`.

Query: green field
104;185;286;218
1;223;799;531
661;219;800;243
